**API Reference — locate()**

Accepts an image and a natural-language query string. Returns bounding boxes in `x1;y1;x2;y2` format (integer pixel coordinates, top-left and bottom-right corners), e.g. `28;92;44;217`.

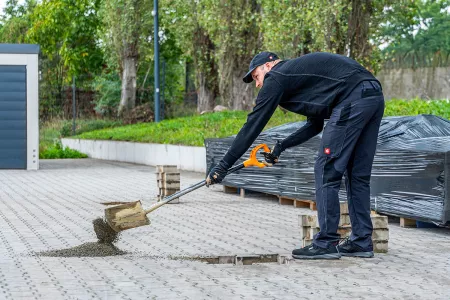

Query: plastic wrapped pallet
205;115;450;225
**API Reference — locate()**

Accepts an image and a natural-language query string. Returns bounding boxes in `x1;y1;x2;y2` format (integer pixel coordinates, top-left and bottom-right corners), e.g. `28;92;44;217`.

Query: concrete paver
0;159;449;299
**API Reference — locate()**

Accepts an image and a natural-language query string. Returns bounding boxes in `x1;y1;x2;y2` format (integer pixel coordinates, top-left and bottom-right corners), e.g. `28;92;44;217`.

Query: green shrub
384;98;450;119
40;141;88;159
91;72;122;117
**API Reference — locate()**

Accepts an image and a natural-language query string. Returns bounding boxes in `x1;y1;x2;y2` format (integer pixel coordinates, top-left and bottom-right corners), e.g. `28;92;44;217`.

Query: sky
0;0;25;16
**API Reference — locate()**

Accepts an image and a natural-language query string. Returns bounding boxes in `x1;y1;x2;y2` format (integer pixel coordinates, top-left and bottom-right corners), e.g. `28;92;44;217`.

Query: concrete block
340;202;349;214
337;225;352;238
373;241;388;253
164;188;180;196
306;227;319;240
372;229;389;241
299;226;309;239
302;239;313;247
339;214;351;226
163;182;180;189
298;215;318;228
163;173;180;182
371;215;388;229
156;165;178;173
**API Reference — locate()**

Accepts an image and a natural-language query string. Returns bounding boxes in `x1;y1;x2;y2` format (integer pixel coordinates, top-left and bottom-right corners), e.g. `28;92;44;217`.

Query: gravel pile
93;217;120;244
37;242;126;257
36;218;125;257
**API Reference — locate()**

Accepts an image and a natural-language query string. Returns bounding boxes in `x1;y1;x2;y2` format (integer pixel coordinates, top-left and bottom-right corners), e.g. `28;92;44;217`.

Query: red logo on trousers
324;148;331;155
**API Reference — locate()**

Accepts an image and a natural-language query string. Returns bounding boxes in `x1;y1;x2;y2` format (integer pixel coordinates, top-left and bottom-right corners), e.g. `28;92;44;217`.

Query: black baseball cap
243;51;279;83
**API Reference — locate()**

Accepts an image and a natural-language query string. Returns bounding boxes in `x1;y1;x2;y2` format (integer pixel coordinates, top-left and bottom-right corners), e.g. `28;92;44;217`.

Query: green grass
384;98;450;118
73;109;306;147
40;141;88;159
60;99;450;147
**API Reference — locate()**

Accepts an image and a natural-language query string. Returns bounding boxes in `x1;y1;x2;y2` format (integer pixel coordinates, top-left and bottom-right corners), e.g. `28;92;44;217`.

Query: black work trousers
313;80;385;249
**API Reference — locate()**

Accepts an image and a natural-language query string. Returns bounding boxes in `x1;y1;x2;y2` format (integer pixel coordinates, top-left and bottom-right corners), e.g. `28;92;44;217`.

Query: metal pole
72;76;76;135
161;59;166;120
153;0;160;122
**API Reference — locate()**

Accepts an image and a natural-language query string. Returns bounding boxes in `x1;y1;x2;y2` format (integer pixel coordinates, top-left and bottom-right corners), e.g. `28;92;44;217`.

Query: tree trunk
346;0;372;59
230;69;254;110
193;26;219;112
197;72;215;112
118;55;137;116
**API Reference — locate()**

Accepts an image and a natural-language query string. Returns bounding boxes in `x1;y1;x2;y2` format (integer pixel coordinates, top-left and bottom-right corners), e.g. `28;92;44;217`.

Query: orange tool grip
243;144;270;168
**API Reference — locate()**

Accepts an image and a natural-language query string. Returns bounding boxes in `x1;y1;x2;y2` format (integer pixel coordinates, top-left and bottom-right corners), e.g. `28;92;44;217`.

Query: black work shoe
292;243;341;260
338;237;374;258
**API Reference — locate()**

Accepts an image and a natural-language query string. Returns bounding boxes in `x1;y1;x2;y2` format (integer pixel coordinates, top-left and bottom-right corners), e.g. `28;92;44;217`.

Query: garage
0;44;39;170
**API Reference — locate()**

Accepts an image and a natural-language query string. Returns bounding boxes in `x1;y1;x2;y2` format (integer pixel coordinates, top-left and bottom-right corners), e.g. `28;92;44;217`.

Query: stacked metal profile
156;165;180;203
205;115;450;225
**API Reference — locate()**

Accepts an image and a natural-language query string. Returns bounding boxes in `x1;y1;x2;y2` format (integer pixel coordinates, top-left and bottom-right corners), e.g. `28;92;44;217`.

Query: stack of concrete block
298;215;319;247
156;165;180;204
298;202;389;252
371;213;389;253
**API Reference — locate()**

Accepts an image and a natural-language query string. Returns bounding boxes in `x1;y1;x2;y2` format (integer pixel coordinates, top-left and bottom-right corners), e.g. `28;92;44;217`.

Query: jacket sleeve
221;76;284;168
280;117;324;151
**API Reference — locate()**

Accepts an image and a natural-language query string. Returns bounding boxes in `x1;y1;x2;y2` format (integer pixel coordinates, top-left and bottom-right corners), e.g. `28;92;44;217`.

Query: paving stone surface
0;159;449;300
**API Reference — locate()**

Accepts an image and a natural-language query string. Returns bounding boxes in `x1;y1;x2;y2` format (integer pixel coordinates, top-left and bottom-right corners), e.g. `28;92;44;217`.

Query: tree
200;0;262;110
161;0;219;113
259;0;318;58
380;0;450;68
26;0;104;118
28;0;103;76
260;0;390;72
0;0;37;43
100;0;151;116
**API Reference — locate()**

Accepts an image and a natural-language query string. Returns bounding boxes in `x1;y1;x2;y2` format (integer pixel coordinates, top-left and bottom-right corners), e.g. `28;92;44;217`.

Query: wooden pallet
278;196;317;210
222;185;318;210
222;185;246;198
400;217;417;228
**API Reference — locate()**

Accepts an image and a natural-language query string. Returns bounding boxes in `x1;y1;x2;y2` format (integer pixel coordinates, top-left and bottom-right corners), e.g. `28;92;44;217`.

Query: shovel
105;143;271;232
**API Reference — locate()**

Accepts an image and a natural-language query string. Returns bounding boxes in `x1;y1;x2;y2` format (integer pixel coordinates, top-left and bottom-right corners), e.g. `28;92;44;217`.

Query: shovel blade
105;201;150;232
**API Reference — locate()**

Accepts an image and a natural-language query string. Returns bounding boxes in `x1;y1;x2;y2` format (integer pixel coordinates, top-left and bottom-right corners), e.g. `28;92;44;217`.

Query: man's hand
262;140;283;165
206;161;229;186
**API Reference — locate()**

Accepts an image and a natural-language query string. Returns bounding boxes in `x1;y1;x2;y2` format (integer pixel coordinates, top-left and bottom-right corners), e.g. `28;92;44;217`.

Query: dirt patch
93;217;120;244
37;242;126;257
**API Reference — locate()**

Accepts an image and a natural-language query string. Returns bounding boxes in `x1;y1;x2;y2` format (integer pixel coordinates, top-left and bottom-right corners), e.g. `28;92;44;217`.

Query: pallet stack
298;203;389;253
156;165;181;204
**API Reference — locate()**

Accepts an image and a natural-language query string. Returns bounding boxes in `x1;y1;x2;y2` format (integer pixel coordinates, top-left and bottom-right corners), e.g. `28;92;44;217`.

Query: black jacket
221;52;380;168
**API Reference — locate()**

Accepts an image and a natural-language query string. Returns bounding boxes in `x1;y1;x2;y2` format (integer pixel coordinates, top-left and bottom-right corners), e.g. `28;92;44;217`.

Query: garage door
0;66;26;169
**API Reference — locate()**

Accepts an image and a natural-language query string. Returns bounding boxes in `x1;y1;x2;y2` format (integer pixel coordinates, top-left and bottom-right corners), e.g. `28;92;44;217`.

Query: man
206;51;384;259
